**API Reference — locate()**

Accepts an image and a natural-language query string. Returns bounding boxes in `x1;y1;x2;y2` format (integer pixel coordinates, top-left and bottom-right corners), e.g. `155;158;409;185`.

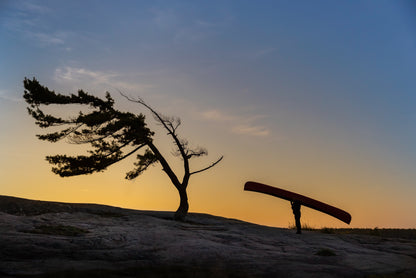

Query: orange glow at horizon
0;97;415;230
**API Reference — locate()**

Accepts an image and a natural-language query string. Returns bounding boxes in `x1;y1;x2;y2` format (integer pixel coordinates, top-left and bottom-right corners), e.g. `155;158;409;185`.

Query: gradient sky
1;0;415;228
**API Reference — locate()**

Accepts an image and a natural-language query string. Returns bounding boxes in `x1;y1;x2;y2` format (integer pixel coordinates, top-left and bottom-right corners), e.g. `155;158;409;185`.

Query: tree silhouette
23;78;223;220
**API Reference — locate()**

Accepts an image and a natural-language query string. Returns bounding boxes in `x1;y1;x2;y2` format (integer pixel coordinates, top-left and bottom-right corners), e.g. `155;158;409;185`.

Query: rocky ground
0;195;415;277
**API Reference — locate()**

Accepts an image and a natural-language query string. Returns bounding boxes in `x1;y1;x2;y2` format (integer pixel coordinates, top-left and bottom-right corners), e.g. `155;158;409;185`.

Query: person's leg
291;201;302;234
295;210;301;234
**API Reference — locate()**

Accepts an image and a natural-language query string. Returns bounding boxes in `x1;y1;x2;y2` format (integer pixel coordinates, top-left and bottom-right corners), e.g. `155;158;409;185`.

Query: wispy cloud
149;7;228;45
201;109;270;137
54;66;154;92
0;90;21;103
151;8;178;28
21;2;51;14
232;125;270;137
202;109;236;122
254;47;277;58
2;1;70;49
28;32;66;46
54;67;117;83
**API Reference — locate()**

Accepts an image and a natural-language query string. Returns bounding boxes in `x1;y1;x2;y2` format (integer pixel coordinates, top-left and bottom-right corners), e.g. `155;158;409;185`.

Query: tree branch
147;141;181;190
186;147;208;159
103;143;147;168
190;156;224;175
120;93;190;175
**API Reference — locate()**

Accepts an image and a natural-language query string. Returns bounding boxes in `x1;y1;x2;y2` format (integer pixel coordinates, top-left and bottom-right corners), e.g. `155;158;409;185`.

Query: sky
1;0;415;228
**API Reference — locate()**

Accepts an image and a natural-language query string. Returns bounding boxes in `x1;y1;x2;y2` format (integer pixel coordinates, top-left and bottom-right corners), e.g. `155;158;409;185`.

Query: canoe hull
244;181;351;224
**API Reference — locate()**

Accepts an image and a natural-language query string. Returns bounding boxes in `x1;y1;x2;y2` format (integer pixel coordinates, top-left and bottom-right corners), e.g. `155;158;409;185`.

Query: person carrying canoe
291;201;301;234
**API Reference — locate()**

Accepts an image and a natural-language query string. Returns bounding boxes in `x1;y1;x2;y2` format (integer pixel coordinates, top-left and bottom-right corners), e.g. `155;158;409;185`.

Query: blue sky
1;1;415;228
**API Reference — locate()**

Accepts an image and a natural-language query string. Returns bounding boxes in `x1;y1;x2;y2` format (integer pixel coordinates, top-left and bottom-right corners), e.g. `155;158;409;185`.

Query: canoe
244;181;351;224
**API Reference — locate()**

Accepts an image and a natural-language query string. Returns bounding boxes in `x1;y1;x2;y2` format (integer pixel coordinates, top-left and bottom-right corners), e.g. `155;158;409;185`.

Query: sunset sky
1;1;415;228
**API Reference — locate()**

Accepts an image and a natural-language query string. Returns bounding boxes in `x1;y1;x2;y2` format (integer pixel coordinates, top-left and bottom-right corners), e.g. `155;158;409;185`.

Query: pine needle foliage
23;78;154;178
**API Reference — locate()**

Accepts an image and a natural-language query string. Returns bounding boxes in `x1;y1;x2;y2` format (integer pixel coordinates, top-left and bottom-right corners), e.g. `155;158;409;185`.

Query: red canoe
244;181;351;224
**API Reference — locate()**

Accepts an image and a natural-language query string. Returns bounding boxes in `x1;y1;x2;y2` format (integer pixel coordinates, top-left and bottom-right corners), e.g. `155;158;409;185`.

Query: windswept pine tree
23;78;223;220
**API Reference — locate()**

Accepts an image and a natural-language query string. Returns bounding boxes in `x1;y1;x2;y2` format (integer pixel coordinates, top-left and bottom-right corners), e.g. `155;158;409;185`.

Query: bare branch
95;139;136;159
190;156;224;175
104;143;147;168
186;147;208;159
120;93;176;135
120;93;190;170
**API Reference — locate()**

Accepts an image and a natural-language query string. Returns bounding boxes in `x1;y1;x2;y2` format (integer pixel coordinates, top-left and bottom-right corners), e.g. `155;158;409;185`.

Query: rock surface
0;195;415;277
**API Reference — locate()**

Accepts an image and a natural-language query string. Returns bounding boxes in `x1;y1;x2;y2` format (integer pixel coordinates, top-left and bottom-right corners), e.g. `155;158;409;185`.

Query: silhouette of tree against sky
23;77;223;221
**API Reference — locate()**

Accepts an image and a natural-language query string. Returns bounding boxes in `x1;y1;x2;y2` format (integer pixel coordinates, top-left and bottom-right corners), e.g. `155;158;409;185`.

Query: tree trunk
174;187;189;221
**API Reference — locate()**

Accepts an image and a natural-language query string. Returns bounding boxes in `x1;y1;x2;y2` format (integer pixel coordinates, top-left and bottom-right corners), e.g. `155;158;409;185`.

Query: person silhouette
291;201;301;234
